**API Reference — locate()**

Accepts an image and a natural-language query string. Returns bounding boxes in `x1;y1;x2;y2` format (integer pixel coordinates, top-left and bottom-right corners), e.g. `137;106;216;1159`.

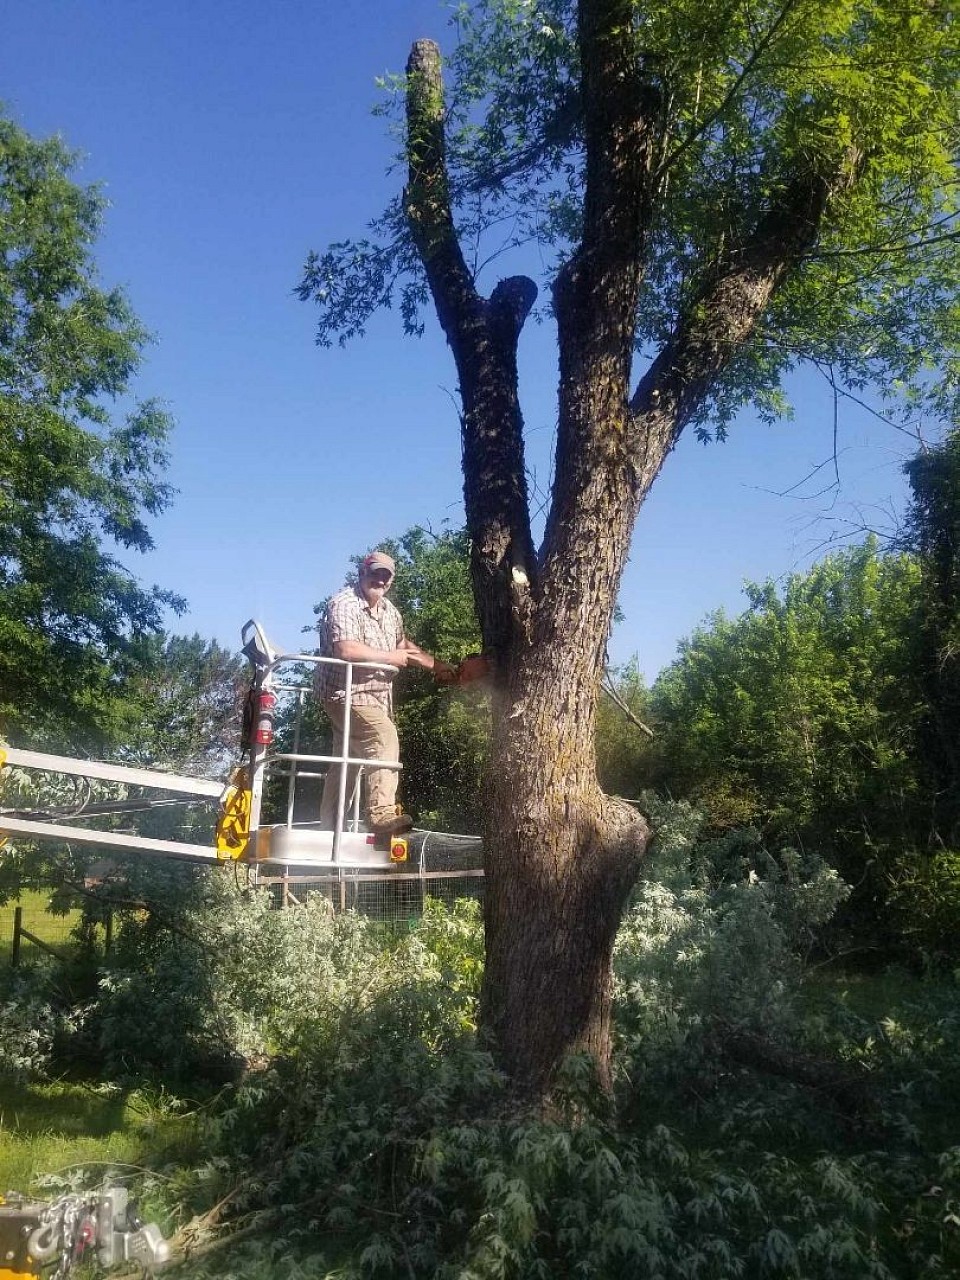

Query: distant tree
651;542;924;909
904;429;960;844
301;0;958;1094
119;633;246;777
384;527;487;832
0;112;180;745
595;659;655;801
0;632;245;902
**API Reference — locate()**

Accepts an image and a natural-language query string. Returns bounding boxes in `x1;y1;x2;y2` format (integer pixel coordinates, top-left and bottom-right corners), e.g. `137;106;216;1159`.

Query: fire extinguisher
242;687;277;749
253;689;277;746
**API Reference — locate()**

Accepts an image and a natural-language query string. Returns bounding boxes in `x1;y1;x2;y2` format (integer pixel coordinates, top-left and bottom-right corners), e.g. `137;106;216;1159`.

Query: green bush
86;869;387;1080
155;853;958;1279
174;1031;960;1280
0;964;59;1080
888;850;960;966
615;803;850;1049
9;845;960;1278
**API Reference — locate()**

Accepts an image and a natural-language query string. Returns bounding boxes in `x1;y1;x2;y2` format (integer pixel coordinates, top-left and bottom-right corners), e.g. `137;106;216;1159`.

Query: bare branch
601;676;655;738
403;39;538;657
808;365;930;442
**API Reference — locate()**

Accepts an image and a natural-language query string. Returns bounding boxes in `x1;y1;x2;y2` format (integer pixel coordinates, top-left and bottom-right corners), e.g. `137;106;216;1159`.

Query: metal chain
36;1193;96;1280
18;1184;167;1276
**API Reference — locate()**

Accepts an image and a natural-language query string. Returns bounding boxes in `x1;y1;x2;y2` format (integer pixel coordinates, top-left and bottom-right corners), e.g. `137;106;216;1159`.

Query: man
315;550;455;836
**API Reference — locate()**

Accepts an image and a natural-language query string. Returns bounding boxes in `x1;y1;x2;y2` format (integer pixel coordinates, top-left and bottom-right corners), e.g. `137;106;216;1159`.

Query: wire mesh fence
258;830;485;934
257;824;488;936
260;869;485;937
2;830;484;961
1;897;82;967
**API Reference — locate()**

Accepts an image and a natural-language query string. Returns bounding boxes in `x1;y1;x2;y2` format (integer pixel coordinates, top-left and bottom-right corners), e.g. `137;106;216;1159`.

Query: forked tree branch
404;39;538;657
629;150;864;491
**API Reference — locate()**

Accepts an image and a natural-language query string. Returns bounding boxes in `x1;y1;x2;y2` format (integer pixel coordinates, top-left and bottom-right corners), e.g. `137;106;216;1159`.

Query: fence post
12;905;22;967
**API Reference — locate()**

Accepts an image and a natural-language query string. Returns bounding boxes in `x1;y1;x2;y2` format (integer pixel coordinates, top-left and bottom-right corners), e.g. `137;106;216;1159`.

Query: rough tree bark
404;0;861;1098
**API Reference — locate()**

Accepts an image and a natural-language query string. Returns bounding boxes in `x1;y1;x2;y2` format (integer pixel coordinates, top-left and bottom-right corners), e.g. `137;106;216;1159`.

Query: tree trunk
481;644;650;1095
472;0;661;1095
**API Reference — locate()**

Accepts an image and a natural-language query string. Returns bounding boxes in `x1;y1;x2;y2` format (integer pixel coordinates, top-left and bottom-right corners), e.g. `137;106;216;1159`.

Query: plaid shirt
314;585;405;709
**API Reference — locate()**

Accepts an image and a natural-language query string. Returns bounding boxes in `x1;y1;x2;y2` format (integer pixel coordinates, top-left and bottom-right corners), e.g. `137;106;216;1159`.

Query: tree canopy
117;632;246;776
303;0;958;434
650;542;923;873
0;112;180;745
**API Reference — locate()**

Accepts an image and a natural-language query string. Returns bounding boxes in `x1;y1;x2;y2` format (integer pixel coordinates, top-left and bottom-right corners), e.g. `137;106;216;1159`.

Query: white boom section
2;748;223;797
0;746;224;862
254;826;393;867
0;816;221;863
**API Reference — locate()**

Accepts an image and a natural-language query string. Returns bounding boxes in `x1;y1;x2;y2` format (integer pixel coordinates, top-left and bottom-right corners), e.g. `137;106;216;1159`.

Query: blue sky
3;1;924;679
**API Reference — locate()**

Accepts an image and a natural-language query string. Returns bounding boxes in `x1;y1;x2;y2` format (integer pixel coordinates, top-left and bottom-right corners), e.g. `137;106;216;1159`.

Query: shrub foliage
5;822;957;1278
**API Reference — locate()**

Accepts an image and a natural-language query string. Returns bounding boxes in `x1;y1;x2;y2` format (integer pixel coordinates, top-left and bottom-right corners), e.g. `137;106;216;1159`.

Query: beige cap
360;551;395;576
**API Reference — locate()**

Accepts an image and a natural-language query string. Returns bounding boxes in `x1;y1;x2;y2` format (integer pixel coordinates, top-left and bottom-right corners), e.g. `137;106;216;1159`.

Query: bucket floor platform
254;824;406;867
253;825;483;870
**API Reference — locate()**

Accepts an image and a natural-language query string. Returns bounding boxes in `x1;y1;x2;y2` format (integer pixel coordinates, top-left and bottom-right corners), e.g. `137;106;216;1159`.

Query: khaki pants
319;698;400;829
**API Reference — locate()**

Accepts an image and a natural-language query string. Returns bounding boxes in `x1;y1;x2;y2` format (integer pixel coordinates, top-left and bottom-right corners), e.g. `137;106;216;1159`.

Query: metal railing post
285;687;304;829
332;663;353;864
349;768;363;832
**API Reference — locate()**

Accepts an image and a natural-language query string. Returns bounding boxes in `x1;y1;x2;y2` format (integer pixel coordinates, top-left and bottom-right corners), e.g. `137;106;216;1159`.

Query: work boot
369;811;414;837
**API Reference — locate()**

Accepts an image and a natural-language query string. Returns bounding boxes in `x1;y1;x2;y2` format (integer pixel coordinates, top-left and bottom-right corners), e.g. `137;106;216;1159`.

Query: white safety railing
241;620;401;865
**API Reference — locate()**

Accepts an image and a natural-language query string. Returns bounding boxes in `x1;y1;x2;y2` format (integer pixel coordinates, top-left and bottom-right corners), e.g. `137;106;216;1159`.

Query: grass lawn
0;887;81;930
0;890;83;970
0;1076;199;1198
0;896;174;1197
0;1079;146;1191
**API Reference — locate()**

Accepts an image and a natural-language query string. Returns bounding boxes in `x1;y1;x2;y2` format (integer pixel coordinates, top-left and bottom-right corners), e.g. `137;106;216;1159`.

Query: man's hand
402;640;438;671
456;654;490;685
433;655;491;687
